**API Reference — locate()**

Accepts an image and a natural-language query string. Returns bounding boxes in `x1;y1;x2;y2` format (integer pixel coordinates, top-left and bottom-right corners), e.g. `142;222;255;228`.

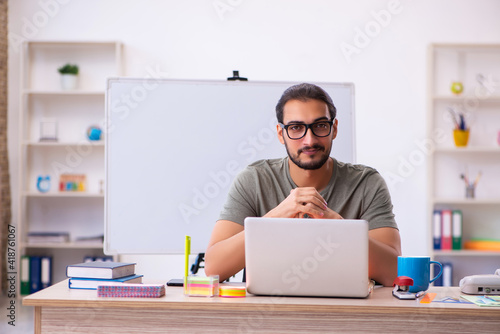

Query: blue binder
29;256;42;293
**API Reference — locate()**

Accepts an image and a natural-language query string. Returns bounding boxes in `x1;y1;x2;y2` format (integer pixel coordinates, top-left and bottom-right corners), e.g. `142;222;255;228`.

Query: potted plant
58;63;79;90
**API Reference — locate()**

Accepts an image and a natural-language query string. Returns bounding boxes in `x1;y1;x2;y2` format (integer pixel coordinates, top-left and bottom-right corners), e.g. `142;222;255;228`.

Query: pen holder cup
465;185;475;199
453;129;470;147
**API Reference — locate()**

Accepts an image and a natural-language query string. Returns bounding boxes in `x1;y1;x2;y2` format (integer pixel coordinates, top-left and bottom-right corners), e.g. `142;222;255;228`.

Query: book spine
41;256;52;289
452;210;462;250
20;256;30;295
432;210;441;250
30;256;42;294
441;210;452;250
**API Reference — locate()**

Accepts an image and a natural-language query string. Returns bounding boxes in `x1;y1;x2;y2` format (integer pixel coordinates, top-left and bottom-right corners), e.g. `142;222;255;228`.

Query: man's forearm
368;236;400;286
204;231;245;282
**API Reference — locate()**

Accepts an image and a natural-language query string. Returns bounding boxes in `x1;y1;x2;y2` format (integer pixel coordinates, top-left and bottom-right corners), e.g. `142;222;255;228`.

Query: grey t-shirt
218;157;398;230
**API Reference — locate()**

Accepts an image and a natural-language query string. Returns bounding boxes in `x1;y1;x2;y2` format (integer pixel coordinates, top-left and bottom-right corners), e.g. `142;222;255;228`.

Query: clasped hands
265;187;343;219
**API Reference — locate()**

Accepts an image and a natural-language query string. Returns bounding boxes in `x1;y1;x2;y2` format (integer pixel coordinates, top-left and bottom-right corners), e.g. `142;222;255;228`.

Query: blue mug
397;256;442;293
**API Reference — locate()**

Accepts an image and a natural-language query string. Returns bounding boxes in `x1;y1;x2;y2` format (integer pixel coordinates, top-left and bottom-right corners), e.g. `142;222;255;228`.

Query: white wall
8;0;500;278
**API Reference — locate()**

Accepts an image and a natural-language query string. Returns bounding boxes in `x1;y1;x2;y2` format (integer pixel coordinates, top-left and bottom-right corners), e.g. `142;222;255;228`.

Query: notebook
244;217;370;298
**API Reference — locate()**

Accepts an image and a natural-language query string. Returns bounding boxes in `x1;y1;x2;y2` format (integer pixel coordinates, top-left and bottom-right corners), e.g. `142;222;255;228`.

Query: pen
473;171;482;187
185;235;191;278
415;291;426;298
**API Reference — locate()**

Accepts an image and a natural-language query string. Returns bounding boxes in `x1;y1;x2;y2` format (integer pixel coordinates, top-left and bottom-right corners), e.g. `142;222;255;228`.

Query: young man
205;83;401;286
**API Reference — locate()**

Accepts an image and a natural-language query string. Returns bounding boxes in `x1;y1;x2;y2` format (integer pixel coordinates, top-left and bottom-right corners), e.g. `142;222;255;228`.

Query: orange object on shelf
463;240;500;252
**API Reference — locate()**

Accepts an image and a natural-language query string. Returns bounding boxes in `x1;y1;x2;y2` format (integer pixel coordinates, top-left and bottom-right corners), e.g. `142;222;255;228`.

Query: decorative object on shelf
58;63;79;90
460;170;481;199
39;120;58;142
36;175;51;193
86;125;102;141
59;174;86;192
497;130;500;146
448;107;469;147
450;81;464;95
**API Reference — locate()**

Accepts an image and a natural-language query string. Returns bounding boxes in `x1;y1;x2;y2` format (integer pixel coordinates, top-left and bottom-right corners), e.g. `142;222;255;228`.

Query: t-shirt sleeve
360;171;398;230
218;168;258;226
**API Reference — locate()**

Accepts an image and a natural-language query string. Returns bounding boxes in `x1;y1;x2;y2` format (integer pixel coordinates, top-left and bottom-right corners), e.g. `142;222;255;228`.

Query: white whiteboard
104;79;355;254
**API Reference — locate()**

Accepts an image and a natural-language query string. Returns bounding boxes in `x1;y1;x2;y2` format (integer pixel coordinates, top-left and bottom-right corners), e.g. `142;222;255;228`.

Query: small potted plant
58;63;79;90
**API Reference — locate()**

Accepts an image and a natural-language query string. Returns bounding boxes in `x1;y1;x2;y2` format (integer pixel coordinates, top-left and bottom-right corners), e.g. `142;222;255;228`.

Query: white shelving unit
427;44;500;285
18;41;122;285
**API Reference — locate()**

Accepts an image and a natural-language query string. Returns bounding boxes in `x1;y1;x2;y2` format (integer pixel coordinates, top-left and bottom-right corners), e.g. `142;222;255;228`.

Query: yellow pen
185;235;191;276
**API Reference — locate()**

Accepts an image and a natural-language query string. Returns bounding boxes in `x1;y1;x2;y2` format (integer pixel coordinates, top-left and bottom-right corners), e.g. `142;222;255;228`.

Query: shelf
22;242;104;249
433;147;500;153
25;141;105;147
433;250;500;257
24;192;104;198
432;198;500;205
432;95;500;103
25;40;120;46
23;90;104;96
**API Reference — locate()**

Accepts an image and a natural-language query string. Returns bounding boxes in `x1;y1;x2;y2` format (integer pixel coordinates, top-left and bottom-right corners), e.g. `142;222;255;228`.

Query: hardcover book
69;274;143;290
66;261;136;279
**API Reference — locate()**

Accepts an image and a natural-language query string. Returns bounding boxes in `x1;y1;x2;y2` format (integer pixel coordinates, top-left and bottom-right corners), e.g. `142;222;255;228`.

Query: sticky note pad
185;275;219;297
219;285;246;298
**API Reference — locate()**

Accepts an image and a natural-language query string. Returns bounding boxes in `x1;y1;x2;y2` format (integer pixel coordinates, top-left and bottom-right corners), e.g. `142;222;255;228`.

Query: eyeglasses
279;120;334;140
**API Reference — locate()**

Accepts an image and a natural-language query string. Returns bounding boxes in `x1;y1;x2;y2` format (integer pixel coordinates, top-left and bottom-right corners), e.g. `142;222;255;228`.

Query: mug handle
430;261;443;283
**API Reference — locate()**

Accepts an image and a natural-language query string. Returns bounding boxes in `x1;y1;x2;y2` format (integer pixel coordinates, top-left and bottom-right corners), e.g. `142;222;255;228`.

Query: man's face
278;99;338;170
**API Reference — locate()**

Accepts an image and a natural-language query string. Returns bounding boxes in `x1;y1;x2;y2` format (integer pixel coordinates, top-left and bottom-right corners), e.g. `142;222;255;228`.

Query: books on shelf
69;274;143;290
23;255;53;294
74;234;104;244
433;209;462;250
97;283;165;298
66;261;136;279
27;232;70;243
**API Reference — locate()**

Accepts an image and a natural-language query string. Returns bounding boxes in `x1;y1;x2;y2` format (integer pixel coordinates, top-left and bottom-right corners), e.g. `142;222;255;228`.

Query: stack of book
66;261;143;290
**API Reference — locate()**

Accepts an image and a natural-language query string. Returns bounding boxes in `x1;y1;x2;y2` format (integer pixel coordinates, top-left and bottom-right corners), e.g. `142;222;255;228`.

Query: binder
29;256;42;293
433;262;453;287
41;256;52;289
452;210;462;250
441;210;452;250
442;263;453;286
20;255;30;295
432;210;441;250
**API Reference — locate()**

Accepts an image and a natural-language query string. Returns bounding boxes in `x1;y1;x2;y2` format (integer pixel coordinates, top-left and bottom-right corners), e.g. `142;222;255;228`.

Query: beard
285;142;331;170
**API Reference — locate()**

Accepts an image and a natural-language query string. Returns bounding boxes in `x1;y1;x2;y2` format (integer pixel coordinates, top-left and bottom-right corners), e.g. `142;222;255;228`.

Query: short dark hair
275;83;337;123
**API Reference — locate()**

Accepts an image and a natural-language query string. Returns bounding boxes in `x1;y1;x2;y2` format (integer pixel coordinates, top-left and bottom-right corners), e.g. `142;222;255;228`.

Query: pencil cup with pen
448;107;469;147
461;171;481;199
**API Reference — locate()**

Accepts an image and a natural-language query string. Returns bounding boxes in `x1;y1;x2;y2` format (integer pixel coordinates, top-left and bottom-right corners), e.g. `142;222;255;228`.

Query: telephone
459;269;500;295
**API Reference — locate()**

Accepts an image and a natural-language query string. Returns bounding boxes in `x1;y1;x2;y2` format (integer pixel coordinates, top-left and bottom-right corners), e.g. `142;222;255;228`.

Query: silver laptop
244;217;370;298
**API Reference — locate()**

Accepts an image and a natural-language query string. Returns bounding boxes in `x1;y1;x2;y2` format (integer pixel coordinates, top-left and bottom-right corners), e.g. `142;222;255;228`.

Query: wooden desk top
23;280;499;317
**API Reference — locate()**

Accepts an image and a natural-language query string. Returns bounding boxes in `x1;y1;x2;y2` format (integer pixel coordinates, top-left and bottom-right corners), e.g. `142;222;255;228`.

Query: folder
20;255;30;295
434;262;453;287
29;256;42;293
432;210;441;250
452;210;462;250
441;210;452;250
41;256;52;289
442;262;453;286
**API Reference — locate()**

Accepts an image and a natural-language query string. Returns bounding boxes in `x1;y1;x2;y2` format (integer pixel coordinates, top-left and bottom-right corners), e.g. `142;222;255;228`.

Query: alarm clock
37;175;51;193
